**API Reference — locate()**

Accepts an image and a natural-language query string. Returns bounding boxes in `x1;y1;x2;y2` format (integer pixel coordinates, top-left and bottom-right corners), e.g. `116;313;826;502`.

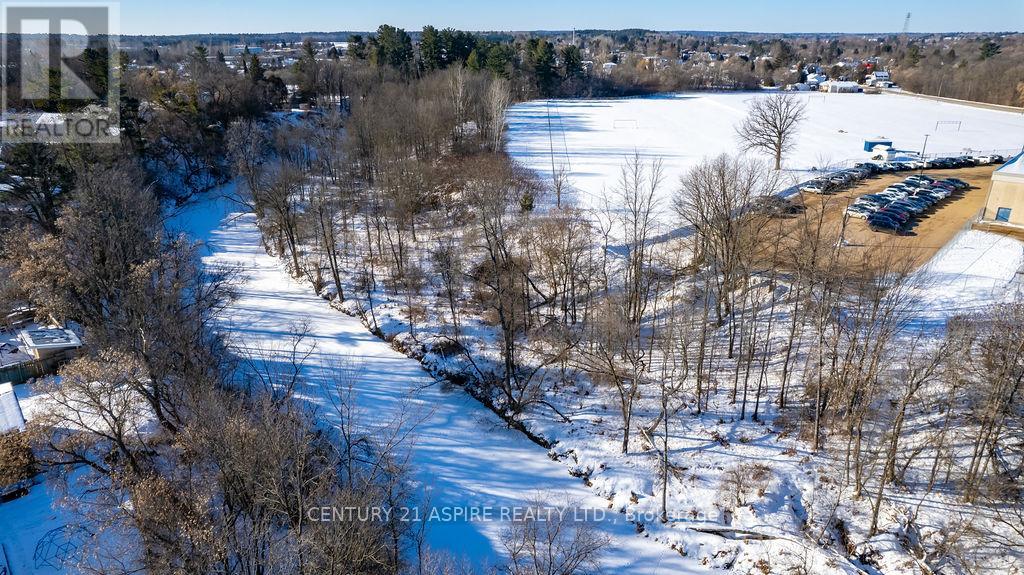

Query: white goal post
934;120;962;131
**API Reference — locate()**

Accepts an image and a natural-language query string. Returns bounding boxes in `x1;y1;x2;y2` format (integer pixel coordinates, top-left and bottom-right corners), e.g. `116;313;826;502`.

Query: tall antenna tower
902;12;912;35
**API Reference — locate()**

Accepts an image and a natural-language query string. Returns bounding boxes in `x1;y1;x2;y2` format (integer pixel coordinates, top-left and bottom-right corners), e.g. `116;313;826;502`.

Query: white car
845;206;873;219
800;183;826;194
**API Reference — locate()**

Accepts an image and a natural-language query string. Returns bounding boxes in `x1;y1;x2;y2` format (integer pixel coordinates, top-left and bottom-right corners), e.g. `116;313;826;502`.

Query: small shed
868;144;897;161
864;138;893;152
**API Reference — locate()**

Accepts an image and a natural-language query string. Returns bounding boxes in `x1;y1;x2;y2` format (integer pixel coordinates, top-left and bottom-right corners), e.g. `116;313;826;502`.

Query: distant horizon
114;28;1021;39
119;0;1022;37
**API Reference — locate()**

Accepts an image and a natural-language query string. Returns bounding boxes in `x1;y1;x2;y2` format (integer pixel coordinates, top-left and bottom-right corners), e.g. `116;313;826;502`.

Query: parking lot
793;164;998;269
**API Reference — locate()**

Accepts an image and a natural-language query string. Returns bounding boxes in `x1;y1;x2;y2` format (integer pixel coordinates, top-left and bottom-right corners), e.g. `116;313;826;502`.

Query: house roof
17;328;81;351
0;383;26;434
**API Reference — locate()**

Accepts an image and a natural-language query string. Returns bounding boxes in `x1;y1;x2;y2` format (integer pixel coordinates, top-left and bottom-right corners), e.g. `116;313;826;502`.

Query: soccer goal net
613;119;639;129
934;120;962;131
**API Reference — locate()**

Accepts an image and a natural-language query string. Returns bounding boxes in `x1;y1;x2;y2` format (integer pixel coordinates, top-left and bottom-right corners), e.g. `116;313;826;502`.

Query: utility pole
920;133;930;174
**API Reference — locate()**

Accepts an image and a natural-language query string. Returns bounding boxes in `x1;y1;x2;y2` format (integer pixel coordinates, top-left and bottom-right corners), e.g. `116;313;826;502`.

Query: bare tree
488;77;512;152
735;93;807;170
501;496;609;575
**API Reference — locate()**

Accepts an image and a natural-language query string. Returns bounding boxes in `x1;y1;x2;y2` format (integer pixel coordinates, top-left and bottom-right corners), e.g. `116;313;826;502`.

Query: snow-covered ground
507;92;1024;211
180;197;696;571
909;229;1024;330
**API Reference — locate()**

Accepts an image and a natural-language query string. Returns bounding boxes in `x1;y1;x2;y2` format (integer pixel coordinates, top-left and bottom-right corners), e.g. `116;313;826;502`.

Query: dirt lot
787;164;997;269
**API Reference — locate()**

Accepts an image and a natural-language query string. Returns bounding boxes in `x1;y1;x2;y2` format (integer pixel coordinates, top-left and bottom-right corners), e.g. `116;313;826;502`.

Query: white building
805;73;827;87
229;45;264;56
819;80;862;93
865;70;891;86
17;328;81;362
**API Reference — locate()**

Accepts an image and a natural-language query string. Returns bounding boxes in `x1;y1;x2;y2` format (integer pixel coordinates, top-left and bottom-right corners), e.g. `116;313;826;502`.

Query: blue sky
121;0;1023;36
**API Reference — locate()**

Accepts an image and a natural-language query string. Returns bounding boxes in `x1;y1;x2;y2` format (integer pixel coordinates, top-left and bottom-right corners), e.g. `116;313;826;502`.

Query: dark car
913;191;945;203
868;212;904;227
943;178;970;190
869;218;903;233
876;207;911;223
904;196;935;208
890;200;926;214
749;195;804;216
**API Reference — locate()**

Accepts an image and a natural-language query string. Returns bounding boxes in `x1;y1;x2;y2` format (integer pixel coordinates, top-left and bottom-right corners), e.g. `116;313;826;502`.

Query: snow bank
908;229;1024;330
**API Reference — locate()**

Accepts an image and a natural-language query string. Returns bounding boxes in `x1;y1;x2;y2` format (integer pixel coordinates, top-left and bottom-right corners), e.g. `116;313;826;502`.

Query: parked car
869;218;903;233
845;205;875;219
868;212;904;229
876;207;911;223
913;190;945;202
923;187;951;199
943;178;969;190
855;194;890;207
889;200;925;214
749;195;804;216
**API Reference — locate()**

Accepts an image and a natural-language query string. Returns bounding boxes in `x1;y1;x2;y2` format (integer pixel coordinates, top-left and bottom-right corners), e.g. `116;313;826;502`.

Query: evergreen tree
371;25;414;73
420;25;442;71
248;54;265;82
486;43;516;79
561;44;583;79
979;40;1001;59
466;48;482;71
348;34;367;60
526;39;557;96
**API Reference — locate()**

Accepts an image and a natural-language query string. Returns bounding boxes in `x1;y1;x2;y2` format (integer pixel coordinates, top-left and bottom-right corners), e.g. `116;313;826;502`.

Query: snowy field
506;92;1024;210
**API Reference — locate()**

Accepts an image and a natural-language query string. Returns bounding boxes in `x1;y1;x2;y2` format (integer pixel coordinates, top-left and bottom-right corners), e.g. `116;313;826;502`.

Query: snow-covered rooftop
995;151;1024;179
0;382;26;433
17;328;81;351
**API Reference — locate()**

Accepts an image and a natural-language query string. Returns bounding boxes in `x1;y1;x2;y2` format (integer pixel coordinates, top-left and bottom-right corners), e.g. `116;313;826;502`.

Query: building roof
17;328;81;351
995;150;1024;177
0;383;26;434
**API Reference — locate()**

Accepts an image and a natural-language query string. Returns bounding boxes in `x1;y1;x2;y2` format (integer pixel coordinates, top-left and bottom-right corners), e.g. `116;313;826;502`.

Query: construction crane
902;12;912;35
